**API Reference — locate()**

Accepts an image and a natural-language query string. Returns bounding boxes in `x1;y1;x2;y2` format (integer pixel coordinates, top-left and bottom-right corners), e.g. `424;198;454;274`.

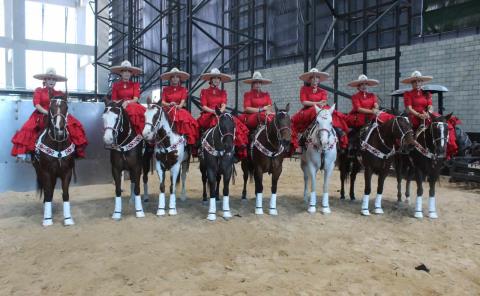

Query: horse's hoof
143;197;149;203
374;208;384;215
414;211;424;219
207;213;216;221
112;213;122;220
156;209;166;216
350;196;356;201
255;208;264;215
428;212;438;219
241;198;248;204
42;219;53;227
361;209;370;216
180;195;187;202
64;218;75;226
321;207;331;214
202;200;208;206
405;197;411;204
223;211;232;219
136;211;145;218
340;196;345;200
168;209;177;216
269;209;278;216
307;206;316;214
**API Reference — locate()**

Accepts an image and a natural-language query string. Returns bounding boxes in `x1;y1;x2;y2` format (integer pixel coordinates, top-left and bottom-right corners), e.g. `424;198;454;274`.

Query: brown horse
395;113;451;219
359;115;416;216
33;94;76;226
241;103;292;215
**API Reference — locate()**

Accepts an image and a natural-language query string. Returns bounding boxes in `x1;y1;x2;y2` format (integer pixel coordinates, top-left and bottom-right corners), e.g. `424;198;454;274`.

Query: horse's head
314;104;334;147
143;96;164;141
428;112;451;158
273;103;292;151
215;107;235;153
48;95;68;141
102;96;124;145
391;115;416;151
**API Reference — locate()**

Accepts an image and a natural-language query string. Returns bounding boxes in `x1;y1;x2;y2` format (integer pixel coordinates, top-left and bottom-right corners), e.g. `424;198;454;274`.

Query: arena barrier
0;97;113;193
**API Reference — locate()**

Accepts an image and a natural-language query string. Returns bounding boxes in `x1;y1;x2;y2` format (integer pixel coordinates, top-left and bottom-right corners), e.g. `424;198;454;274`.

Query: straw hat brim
347;79;379;87
299;72;330;82
401;76;433;84
110;66;142;76
33;73;67;82
160;71;190;81
243;78;272;85
200;73;232;83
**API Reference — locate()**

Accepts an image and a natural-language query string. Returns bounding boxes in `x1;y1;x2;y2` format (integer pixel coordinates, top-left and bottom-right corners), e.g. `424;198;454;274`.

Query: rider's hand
373;108;380;115
418;112;429;120
122;100;131;108
318;101;327;107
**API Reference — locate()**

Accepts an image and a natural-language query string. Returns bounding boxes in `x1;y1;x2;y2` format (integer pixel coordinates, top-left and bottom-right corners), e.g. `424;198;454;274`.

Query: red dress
403;89;458;158
197;86;249;159
346;91;394;128
239;90;273;129
292;85;349;149
11;87;88;157
111;81;146;135
161;86;199;145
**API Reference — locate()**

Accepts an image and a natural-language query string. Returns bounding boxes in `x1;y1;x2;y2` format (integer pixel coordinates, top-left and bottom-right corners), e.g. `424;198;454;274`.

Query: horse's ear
444;112;453;121
329;104;335;114
274;102;278;114
285;103;290;113
314;104;321;114
104;95;111;106
215;106;222;116
146;96;152;107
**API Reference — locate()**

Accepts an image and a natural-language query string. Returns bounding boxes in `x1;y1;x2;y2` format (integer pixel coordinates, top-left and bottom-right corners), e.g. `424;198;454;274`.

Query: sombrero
243;71;272;85
299;68;329;83
401;71;433;84
347;74;379;87
160;67;190;81
110;60;142;76
200;68;232;83
33;68;67;82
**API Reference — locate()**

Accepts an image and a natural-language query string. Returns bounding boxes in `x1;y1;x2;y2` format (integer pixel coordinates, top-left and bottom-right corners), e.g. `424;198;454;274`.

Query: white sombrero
200;68;232;83
160;67;190;81
299;68;330;83
33;68;67;82
401;71;433;84
347;74;379;87
110;60;142;76
243;71;272;85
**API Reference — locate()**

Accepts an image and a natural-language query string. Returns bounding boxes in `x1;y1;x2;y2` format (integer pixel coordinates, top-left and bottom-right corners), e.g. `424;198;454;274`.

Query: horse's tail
231;164;236;185
33;160;43;200
337;150;351;182
72;161;78;184
320;151;325;171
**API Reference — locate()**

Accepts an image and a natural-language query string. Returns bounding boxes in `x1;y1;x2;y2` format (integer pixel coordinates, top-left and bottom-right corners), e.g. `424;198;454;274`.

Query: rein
414;121;449;160
146;105;185;154
202;113;235;157
104;105;140;152
251;112;289;158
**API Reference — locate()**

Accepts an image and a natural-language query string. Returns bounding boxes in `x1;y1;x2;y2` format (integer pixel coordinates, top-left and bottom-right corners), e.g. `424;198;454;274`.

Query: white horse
143;101;188;216
301;105;337;214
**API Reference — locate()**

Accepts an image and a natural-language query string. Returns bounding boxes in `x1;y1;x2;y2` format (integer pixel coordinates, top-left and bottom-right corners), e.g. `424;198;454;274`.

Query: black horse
395;113;451;219
33;94;77;226
199;108;236;221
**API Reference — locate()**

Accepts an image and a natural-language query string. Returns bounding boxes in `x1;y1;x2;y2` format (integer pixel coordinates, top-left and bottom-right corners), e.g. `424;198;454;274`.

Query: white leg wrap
361;195;370;216
308;192;317;214
156;193;166;216
43;202;53;226
63;202;74;226
168;194;177;216
428;196;438;219
222;196;232;219
414;196;423;219
269;194;278;216
143;183;149;201
374;194;384;214
112;196;122;220
255;193;264;215
321;193;331;214
207;198;216;221
134;195;145;218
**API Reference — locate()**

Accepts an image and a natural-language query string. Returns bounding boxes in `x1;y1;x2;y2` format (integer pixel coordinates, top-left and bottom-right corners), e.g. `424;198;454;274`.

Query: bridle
265;111;291;149
215;112;236;145
416;119;449;159
47;98;69;142
104;104;132;147
310;110;337;151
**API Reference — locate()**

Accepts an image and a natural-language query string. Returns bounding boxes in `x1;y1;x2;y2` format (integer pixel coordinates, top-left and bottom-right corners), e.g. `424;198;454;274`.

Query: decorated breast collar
35;130;75;159
108;134;143;152
251;125;284;158
360;121;395;159
156;136;185;154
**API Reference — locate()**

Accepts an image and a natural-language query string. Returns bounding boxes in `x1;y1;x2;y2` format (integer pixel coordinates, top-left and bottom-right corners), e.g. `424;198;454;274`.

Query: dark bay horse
241;103;292;215
143;99;190;216
102;98;147;219
199;108;236;221
359;115;416;216
33;94;76;226
395;113;451;219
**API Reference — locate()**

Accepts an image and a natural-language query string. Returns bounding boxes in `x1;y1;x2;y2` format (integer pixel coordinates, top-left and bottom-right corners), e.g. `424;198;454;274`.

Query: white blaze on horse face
55;108;61;130
439;123;445;148
316;109;333;146
102;109;118;145
143;107;159;140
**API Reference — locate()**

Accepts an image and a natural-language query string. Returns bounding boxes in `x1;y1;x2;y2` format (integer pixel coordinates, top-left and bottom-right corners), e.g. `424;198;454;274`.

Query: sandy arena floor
0;159;479;295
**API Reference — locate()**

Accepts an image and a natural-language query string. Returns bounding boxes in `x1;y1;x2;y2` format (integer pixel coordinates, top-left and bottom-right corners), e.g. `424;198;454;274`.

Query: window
0;48;5;88
0;0;5;37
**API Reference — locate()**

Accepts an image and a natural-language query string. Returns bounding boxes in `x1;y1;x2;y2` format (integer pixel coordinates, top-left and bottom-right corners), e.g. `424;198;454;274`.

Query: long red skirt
11;111;88;157
292;106;349;149
125;102;146;135
238;112;270;129
346;112;396;128
164;107;199;145
197;112;249;159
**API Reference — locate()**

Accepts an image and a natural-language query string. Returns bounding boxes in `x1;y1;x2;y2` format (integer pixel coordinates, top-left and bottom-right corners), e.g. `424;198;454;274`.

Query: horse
241;103;292;215
142;99;190;216
102;98;146;219
338;128;363;201
359;114;416;216
394;113;452;219
32;94;76;226
301;105;337;214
